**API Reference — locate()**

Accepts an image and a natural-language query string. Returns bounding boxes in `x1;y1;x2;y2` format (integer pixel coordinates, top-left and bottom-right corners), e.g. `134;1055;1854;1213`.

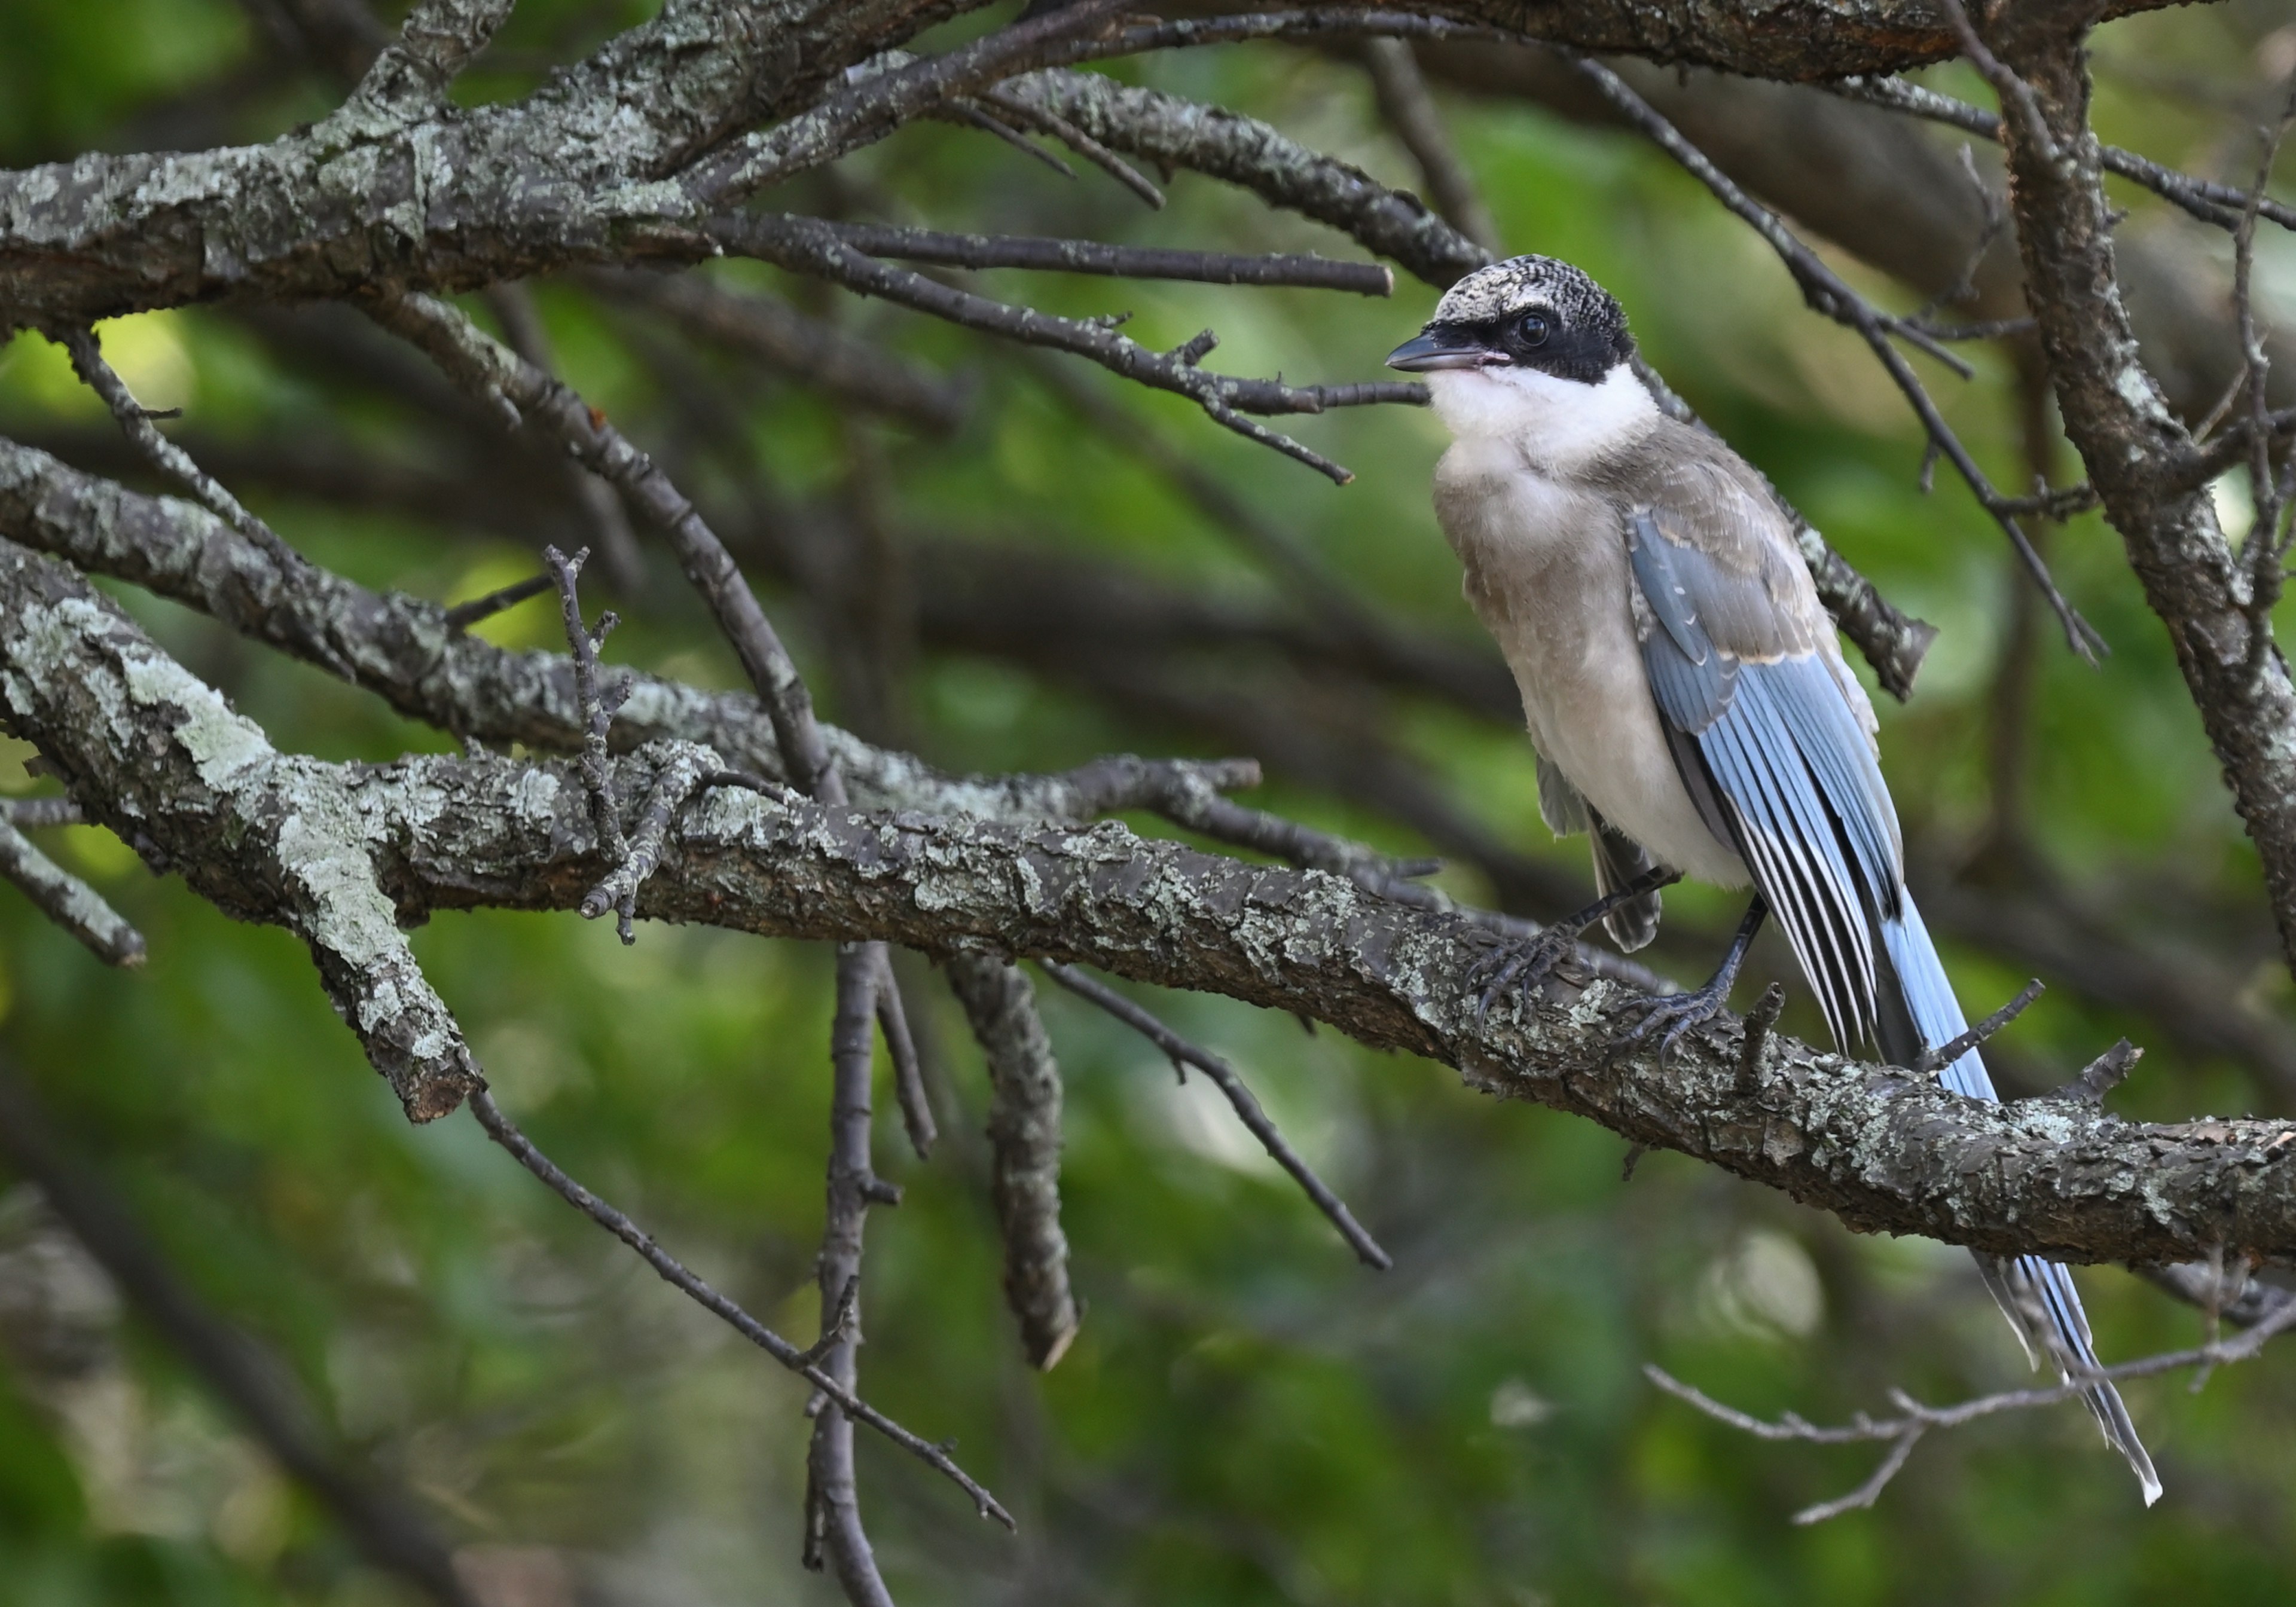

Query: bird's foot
1464;866;1679;1022
1464;927;1583;1022
1608;894;1768;1062
1610;979;1735;1062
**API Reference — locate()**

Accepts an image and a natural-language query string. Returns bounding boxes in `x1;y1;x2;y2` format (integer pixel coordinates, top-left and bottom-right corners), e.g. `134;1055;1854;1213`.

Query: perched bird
1388;254;2160;1503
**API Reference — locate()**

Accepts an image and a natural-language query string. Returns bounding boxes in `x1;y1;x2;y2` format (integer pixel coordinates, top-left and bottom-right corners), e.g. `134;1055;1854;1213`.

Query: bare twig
709;213;1423;484
1037;961;1391;1270
0;1062;480;1606
805;945;898;1604
2235;85;2296;673
2053;1037;2141;1106
542;545;628;866
1;796;83;829
466;1087;1011;1528
1650;1289;2296;1524
1737;981;1787;1095
946;953;1080;1369
53;326;306;572
0;815;144;966
579;743;710;943
976;83;1167;207
1914;979;2042;1076
876;946;936;1160
442;570;554;629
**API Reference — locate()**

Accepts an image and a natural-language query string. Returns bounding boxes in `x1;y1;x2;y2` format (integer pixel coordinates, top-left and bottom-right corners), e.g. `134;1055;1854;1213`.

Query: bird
1387;253;2160;1504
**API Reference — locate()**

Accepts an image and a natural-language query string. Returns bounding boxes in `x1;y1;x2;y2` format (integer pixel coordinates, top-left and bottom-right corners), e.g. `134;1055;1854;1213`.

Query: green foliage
2;4;2295;1604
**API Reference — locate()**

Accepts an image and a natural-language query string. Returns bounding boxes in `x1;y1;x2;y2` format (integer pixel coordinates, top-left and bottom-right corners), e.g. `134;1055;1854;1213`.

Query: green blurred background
2;2;2295;1602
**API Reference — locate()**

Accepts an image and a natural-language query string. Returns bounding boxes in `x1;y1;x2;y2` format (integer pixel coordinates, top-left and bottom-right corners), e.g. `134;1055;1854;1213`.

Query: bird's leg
1465;864;1680;1021
1610;895;1769;1060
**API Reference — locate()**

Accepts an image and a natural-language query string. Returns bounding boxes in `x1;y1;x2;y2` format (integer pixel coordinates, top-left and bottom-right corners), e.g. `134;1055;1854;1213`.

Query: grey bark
945;954;1080;1370
1;526;2290;1268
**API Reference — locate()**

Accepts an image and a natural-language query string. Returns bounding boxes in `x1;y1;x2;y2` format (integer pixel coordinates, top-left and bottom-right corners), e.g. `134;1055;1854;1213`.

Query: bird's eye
1516;312;1551;347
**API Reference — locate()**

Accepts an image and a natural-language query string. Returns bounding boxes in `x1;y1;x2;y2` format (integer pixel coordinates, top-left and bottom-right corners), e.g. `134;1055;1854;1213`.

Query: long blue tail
1881;895;2161;1504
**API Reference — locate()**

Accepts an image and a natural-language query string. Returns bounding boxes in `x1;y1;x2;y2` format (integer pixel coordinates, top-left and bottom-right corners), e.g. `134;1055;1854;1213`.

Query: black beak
1386;325;1504;372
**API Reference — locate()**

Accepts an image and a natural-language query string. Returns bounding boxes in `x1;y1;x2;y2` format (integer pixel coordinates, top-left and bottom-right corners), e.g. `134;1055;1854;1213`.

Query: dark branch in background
465;1089;1010;1528
1038;961;1392;1270
946;953;1081;1370
712;212;1422;484
582;267;973;437
0;1062;480;1607
1358;37;1502;255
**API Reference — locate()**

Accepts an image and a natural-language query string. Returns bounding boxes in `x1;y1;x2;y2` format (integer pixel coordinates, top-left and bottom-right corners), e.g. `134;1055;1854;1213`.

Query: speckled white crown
1432;255;1624;333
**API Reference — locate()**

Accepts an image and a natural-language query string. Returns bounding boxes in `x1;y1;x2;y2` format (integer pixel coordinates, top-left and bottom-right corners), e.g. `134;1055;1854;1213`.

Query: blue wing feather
1628;500;2160;1501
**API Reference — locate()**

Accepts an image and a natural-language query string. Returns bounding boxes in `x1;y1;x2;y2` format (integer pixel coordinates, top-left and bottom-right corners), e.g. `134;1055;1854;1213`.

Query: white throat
1423;361;1657;472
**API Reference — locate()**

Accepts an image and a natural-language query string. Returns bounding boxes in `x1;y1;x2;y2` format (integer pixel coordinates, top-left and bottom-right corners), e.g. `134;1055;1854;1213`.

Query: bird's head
1387;256;1647;454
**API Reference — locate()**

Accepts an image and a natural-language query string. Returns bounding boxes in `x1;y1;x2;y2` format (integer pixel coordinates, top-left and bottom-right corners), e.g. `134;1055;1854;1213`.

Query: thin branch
805;946;899;1603
1650;1289;2296;1523
876;945;936;1160
481;281;647;590
1568;54;2105;662
1831;74;2296;234
542;545;629;867
1914;979;2042;1075
710;212;1422;484
1037;961;1391;1270
1358;38;1502;255
946;953;1080;1370
2236;84;2296;673
442;570;553;630
53;326;306;572
1;796;83;829
466;1087;1010;1527
787;220;1394;295
0;815;144;966
976;83;1166;208
0;1062;480;1606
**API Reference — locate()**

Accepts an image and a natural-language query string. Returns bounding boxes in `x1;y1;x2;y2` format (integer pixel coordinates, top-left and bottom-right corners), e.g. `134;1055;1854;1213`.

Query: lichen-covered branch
945;952;1080;1370
4;532;2294;1270
0;536;480;1119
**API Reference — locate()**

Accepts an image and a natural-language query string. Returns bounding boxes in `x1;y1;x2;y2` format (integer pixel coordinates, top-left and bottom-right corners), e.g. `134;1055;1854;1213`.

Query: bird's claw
1465;928;1580;1022
1610;982;1733;1062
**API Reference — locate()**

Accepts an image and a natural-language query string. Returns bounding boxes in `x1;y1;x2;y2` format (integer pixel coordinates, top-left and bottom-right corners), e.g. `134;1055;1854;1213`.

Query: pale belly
1435;445;1749;891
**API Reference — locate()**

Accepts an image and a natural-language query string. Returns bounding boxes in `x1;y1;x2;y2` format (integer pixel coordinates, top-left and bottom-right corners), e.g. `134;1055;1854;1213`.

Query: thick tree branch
4;544;2295;1271
1973;14;2296;974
